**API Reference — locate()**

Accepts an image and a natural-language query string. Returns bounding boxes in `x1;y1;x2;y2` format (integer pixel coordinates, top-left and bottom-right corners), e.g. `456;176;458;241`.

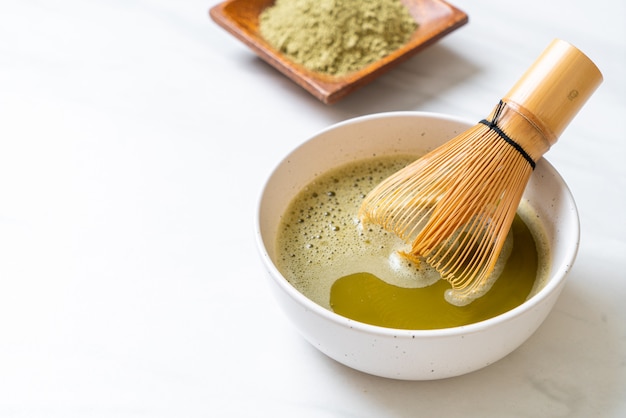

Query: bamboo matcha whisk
359;39;602;302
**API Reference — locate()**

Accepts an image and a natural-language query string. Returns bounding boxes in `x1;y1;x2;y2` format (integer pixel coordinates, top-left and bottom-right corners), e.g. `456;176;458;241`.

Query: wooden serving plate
210;0;468;104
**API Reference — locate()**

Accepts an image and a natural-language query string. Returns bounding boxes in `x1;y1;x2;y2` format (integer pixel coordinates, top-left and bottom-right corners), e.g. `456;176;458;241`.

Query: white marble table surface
1;0;624;416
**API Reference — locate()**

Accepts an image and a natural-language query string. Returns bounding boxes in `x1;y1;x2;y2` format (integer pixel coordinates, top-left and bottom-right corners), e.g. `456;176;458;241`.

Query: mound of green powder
259;0;418;76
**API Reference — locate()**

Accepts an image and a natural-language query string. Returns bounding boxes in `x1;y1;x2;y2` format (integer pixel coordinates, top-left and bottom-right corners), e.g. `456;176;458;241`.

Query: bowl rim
255;110;580;338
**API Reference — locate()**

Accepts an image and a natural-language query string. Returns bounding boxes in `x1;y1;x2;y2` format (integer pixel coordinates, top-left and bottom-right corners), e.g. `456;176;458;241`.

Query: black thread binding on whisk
479;100;536;170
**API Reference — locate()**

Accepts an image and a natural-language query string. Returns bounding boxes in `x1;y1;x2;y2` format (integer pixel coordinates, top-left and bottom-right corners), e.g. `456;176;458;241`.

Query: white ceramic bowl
255;112;579;380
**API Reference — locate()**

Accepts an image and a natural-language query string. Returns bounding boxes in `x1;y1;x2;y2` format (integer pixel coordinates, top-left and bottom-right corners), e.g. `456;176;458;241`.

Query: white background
1;0;625;416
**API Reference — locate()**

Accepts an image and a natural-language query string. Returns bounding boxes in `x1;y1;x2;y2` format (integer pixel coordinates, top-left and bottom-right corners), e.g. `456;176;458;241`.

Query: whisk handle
503;39;603;146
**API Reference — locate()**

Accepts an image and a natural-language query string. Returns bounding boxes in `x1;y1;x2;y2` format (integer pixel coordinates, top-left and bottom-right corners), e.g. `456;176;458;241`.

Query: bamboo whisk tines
359;39;602;303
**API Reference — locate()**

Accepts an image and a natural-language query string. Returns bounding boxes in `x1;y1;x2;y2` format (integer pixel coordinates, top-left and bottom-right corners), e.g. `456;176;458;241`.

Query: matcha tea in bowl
255;112;581;380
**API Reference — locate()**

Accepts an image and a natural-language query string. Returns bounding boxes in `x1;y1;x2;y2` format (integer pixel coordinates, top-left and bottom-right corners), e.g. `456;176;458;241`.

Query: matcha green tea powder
259;0;418;76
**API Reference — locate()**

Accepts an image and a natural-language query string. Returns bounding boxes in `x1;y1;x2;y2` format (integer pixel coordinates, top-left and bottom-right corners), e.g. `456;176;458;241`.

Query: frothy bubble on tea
276;155;551;329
